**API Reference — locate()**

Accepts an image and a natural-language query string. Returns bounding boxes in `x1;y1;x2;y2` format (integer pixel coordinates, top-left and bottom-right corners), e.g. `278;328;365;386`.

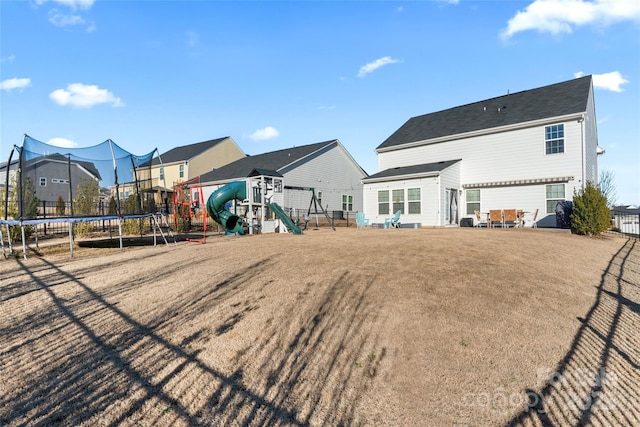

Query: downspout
580;115;586;190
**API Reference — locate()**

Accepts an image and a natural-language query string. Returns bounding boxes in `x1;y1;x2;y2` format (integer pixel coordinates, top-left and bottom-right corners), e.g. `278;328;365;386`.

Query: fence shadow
506;238;640;426
1;254;382;425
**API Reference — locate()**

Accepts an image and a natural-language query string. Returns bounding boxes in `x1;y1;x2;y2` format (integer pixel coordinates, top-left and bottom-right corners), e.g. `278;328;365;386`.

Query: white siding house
363;75;603;227
199;139;367;216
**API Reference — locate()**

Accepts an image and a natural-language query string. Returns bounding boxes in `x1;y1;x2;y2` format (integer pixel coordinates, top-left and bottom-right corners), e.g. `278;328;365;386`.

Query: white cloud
0;77;31;91
48;137;79;148
1;54;15;63
575;70;629;92
357;56;400;78
49;83;124;108
36;0;95;10
248;126;280;141
501;0;640;39
49;10;85;27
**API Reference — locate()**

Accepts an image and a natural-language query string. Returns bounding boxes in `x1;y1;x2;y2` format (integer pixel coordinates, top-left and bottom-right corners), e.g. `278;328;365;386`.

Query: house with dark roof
3;153;102;204
151;137;245;189
199;139;368;214
362;75;603;227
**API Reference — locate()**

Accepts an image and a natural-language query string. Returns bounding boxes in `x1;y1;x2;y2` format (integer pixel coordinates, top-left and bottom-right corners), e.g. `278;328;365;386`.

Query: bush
570;182;610;236
56;195;66;216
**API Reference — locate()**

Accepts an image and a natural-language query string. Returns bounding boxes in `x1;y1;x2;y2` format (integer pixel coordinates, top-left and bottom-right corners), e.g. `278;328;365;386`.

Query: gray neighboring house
199;139;368;215
364;75;604;227
2;153;102;204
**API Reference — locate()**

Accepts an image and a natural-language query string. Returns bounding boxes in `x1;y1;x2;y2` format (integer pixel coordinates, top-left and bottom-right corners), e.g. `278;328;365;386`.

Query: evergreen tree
56;194;66;216
571;182;610;236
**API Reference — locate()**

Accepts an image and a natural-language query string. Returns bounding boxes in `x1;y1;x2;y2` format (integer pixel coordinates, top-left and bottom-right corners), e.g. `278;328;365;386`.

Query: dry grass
1;228;638;426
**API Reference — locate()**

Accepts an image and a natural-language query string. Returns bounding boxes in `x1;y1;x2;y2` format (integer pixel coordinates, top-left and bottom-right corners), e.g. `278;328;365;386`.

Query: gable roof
377;75;593;151
24;153;102;180
363;159;461;183
199;140;338;183
153;137;229;165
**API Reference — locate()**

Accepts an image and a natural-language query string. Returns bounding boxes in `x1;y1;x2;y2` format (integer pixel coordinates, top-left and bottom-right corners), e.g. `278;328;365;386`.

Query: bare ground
1;228;638;426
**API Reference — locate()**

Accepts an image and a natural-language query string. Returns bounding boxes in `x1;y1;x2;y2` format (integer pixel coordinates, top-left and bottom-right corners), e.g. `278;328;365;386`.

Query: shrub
108;196;118;215
56;195;66;216
7;175;39;240
570;182;610;236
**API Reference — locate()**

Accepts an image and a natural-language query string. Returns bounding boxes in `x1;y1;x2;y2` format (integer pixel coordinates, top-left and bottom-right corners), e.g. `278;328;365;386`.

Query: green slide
206;180;246;234
268;202;303;235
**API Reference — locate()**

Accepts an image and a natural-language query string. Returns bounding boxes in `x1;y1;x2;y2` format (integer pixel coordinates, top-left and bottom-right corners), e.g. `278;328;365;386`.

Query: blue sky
1;0;639;204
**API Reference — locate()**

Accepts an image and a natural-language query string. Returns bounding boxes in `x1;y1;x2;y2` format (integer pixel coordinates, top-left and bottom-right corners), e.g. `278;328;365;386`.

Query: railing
605;209;640;239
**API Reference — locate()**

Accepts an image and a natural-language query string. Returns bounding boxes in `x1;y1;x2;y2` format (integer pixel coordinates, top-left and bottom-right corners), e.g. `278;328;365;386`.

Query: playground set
204;173;303;236
1;136;336;259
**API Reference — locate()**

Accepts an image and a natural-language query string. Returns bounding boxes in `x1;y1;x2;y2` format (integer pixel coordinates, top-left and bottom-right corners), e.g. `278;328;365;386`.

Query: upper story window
545;124;564;154
39;177;46;186
159;167;164;181
179;164;184;178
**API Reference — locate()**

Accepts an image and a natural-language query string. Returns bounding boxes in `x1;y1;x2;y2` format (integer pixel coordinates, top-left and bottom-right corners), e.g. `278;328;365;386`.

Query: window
317;191;322;206
466;189;480;215
159;167;164;180
408;188;421;214
545;124;564;154
378;190;389;215
546;184;565;213
179;164;184;178
51;178;70;184
39;177;46;186
392;189;405;214
342;195;353;211
274;179;282;193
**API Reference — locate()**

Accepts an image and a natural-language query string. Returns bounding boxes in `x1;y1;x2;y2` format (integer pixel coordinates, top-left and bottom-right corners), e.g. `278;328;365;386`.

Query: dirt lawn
1;228;638;426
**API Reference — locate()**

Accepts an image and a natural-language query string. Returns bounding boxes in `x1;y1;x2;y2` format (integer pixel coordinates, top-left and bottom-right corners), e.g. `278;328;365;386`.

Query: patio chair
528;208;539;228
503;209;518;228
489;209;503;228
474;210;487;228
355;211;370;229
385;210;401;229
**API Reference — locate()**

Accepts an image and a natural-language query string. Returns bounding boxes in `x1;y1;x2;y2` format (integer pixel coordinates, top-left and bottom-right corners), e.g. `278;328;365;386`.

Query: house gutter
362;171;440;184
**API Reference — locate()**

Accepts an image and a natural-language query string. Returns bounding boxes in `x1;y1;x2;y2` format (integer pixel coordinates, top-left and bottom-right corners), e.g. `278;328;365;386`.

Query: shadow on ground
507;239;640;426
0;254;383;425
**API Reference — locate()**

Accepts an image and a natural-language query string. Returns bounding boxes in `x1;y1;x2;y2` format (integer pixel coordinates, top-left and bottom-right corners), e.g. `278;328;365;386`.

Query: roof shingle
199;140;337;183
377;75;592;150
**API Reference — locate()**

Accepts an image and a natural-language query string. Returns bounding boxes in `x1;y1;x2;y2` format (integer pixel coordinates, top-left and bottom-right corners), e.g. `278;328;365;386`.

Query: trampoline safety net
2;135;161;221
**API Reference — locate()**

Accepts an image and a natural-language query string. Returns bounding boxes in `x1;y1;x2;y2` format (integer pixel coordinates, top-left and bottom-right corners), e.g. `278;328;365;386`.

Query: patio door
445;188;458;225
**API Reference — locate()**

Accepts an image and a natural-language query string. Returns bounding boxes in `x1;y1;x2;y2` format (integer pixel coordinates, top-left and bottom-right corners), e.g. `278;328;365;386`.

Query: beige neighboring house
152;137;245;188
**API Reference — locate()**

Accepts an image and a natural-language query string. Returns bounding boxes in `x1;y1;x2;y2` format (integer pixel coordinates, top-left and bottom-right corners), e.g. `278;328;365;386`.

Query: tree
73;178;100;236
56;194;66;216
571;182;610;236
598;169;617;209
74;178;100;215
108;196;118;215
7;175;39;240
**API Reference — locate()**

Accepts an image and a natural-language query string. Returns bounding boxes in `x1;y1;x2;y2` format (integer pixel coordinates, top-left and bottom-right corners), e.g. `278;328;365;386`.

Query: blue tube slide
206;181;246;234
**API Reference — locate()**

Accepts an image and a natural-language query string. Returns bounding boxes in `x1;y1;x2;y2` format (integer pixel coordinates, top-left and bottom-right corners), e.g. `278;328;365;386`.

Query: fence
605;208;640;239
